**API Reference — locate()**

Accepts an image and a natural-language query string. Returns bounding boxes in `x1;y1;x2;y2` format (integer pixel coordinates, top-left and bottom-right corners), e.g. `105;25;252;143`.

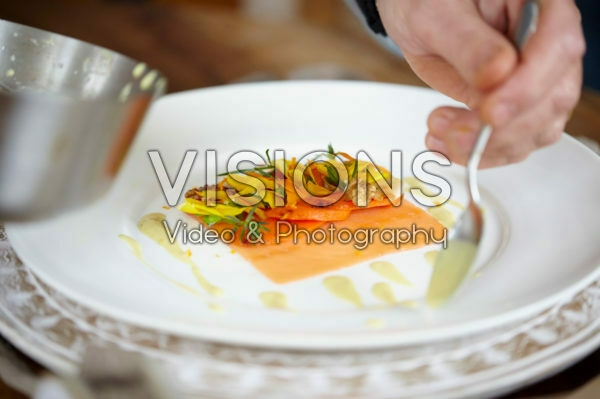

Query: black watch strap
355;0;387;35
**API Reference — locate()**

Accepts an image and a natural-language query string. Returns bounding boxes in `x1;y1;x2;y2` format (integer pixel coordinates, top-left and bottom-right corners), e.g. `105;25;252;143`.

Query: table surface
0;1;598;398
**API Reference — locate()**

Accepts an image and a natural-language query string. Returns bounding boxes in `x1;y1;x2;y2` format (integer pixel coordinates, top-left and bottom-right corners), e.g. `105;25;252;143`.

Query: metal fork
426;0;540;307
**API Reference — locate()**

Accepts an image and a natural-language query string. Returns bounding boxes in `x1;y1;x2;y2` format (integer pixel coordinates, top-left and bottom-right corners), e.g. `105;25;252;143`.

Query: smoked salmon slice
211;201;444;283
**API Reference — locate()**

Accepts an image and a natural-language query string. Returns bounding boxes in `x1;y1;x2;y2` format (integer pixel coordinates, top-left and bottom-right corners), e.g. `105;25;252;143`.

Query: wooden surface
0;1;598;397
0;0;596;140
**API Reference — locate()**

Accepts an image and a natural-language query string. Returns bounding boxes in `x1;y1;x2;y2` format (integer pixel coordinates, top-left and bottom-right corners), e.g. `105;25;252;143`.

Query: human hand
377;0;585;167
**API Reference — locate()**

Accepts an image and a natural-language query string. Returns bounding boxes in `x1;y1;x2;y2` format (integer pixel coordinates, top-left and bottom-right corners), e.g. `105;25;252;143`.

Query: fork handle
466;0;540;205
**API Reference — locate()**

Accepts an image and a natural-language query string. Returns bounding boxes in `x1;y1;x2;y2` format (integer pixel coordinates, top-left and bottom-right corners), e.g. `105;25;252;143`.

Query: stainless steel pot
0;19;165;220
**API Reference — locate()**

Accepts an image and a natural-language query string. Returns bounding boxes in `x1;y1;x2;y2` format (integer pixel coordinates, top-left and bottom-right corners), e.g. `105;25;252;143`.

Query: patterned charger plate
1;224;600;399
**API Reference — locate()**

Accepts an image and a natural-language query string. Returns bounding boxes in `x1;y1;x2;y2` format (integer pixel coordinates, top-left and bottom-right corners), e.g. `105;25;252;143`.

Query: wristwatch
355;0;387;35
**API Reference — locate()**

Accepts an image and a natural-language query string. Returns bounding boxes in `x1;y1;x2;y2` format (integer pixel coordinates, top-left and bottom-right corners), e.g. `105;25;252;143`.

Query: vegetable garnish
176;145;447;283
179;145;400;244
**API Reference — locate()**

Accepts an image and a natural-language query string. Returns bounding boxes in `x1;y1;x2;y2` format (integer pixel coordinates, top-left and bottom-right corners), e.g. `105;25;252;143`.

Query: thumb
420;3;518;91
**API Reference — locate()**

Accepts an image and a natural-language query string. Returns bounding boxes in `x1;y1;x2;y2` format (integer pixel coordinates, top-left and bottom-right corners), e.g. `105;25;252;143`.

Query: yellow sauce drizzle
424;250;439;266
398;300;420;308
209;303;224;313
427;206;455;228
370;261;412;286
443;199;465;210
426;240;478;308
371;282;396;304
118;234;201;297
366;318;386;329
323;276;362;308
404;177;435;196
259;291;288;309
371;283;421;309
137;213;223;297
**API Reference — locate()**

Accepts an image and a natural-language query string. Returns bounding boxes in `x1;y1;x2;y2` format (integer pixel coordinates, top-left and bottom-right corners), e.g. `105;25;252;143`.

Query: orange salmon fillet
208;201;444;283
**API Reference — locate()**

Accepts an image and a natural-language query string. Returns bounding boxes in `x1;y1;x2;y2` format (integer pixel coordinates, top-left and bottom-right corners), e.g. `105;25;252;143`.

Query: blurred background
0;0;597;146
0;0;420;90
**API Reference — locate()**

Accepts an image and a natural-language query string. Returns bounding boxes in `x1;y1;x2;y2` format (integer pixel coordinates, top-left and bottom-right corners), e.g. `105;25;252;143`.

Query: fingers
377;0;518;93
482;0;586;126
425;107;480;165
476;0;509;33
415;1;518;90
403;54;481;106
480;63;583;167
425;63;582;168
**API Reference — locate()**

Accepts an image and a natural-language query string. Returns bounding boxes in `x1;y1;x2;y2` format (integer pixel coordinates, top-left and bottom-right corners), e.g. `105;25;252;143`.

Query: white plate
6;82;600;350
